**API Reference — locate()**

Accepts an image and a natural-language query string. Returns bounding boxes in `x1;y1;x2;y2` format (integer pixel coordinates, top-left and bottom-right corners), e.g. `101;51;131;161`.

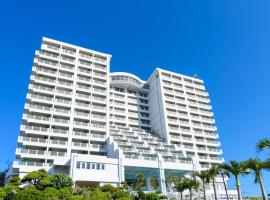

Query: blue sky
0;0;270;196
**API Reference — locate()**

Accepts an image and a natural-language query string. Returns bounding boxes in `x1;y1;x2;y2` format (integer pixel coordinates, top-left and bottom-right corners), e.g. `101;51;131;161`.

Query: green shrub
112;190;130;199
90;189;111;200
136;190;145;200
42;187;59;200
100;184;117;194
0;188;6;200
71;195;89;200
145;192;159;200
59;187;73;200
15;186;43;200
158;194;168;199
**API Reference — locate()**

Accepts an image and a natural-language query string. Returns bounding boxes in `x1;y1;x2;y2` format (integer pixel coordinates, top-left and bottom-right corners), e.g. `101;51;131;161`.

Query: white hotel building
8;37;237;199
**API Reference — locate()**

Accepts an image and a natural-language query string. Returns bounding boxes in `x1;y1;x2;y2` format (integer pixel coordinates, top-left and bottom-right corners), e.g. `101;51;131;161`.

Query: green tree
221;160;249;200
243;158;270;200
50;174;73;190
0;169;7;187
21;169;48;190
195;171;209;200
207;165;220;200
184;178;200;200
256;138;270;152
7;176;20;187
174;177;188;200
219;168;230;200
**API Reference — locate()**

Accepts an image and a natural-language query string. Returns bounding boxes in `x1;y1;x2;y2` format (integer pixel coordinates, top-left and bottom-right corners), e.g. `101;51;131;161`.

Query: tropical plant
219;168;230;200
256;138;270;152
207;165;220;200
174;177;188;200
243;158;270;200
195;171;209;200
221;160;249;200
184;178;200;200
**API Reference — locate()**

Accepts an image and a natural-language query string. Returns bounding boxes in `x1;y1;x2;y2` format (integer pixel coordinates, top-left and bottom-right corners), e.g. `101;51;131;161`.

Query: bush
136;190;146;200
15;186;43;200
145;192;159;200
158;194;168;199
112;190;130;199
0;188;6;200
90;189;111;200
100;184;117;194
42;187;59;200
59;187;73;200
71;195;89;200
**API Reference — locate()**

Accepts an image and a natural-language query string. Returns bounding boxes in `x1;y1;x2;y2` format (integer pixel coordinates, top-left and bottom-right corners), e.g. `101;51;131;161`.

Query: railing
49;151;66;157
21;137;46;143
73;131;89;137
50;140;67;145
72;142;88;147
53;118;69;124
25;114;50;121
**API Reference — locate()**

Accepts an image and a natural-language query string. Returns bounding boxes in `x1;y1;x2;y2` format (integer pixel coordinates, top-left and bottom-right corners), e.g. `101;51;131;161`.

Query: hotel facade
8;37;237;199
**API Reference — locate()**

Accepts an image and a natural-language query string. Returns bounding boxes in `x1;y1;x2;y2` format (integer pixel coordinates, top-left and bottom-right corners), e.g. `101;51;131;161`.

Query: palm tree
219;168;230;200
256;138;270;152
244;158;270;200
195;170;209;200
207;165;220;200
174;177;188;200
184;178;200;200
221;160;249;200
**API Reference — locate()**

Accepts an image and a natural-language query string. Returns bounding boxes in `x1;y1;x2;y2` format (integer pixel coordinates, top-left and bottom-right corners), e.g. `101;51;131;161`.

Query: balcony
50;140;67;146
49;151;67;157
53;118;69;124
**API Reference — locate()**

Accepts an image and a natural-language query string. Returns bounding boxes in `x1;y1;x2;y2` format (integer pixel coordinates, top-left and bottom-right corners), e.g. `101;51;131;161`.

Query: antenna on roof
193;73;198;79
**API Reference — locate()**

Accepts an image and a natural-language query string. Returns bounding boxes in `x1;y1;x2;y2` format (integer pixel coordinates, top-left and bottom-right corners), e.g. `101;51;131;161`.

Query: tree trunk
257;173;268;200
202;180;206;200
180;192;183;200
212;180;218;200
235;176;242;200
189;189;192;200
221;173;229;200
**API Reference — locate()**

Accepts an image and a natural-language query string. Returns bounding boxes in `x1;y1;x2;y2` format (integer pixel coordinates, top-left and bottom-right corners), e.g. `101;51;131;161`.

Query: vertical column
158;155;166;194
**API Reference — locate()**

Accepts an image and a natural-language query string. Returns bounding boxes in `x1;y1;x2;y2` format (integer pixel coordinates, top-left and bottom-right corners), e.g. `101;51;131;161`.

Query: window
81;162;86;169
87;162;91;169
96;163;100;170
101;164;105;170
92;163;95;169
76;162;80;169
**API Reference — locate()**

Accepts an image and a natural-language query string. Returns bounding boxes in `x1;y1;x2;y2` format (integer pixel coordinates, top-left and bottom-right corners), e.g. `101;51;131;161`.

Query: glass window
82;162;86;169
92;163;95;169
76;162;80;169
97;163;100;170
101;164;105;170
87;162;91;169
